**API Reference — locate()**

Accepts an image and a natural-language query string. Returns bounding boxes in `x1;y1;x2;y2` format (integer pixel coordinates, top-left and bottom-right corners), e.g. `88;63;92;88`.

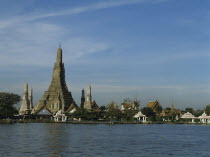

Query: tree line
1;92;210;122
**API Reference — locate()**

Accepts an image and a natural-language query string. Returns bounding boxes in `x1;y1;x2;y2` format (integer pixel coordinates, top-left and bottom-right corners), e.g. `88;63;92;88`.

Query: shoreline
1;119;210;125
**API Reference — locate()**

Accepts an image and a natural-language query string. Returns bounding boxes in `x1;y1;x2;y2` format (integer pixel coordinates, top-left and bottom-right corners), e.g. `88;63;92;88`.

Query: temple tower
32;46;74;114
84;84;92;110
29;88;33;110
19;83;30;115
80;89;85;108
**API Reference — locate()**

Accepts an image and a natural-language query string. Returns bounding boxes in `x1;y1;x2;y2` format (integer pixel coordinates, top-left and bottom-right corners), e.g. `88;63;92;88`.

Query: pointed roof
56;46;62;63
147;100;159;109
33;47;74;114
66;101;78;113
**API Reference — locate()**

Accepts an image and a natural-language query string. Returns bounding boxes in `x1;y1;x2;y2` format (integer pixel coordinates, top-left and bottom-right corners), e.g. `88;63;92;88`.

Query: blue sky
0;0;209;109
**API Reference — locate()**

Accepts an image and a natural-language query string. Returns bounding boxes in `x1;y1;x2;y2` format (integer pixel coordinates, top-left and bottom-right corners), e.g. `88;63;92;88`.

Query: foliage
155;116;162;122
185;108;194;114
141;107;155;117
205;105;210;115
122;108;138;121
99;105;106;112
165;108;171;112
193;109;203;117
155;105;163;115
0;92;21;118
106;102;119;121
122;98;140;109
72;108;90;120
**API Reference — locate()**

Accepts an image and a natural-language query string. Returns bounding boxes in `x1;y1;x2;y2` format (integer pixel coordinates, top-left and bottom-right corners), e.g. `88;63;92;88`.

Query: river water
0;123;209;157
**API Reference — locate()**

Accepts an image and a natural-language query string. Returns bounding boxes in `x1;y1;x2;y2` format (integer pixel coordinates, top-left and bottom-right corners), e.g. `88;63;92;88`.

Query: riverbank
1;119;210;125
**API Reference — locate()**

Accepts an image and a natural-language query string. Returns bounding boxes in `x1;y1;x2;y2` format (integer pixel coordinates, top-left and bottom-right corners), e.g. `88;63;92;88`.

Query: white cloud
0;21;109;67
0;0;168;29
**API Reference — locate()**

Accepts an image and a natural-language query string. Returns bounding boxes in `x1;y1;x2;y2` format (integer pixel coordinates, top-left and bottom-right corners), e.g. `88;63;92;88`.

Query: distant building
32;46;74;115
121;101;137;110
67;101;78;114
181;112;195;123
134;111;147;122
180;111;210;123
84;84;92;110
160;104;181;117
54;110;67;122
83;85;100;111
80;89;85;108
147;100;162;113
91;100;100;112
198;111;210;123
29;88;33;110
19;83;33;115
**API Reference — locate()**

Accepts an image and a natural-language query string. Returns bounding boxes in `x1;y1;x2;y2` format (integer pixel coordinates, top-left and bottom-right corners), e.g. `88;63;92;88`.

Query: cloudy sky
0;0;210;109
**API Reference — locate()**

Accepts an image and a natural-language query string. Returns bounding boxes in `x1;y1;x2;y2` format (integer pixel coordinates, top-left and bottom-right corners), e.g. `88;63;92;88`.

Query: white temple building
84;84;92;110
19;83;33;115
181;112;195;123
134;111;147;122
198;111;210;123
181;111;210;123
53;110;67;122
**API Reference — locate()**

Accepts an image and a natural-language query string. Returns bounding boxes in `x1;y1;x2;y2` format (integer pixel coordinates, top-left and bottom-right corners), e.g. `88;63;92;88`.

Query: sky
0;0;210;110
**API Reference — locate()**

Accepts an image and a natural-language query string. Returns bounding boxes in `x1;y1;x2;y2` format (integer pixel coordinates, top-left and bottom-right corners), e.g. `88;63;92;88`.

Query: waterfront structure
32;46;74;114
84;84;92;110
54;110;67;122
181;112;195;123
134;111;147;122
80;89;85;108
19;83;33;115
198;111;210;123
181;111;210;123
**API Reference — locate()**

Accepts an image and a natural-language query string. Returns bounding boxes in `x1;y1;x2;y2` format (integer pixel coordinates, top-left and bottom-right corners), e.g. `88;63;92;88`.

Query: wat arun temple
19;46;99;115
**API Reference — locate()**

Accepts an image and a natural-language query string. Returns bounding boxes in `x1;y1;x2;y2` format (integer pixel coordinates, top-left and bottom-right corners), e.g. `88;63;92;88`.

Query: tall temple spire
86;84;92;102
56;46;62;63
24;83;28;94
84;84;92;110
81;89;85;108
29;88;33;110
32;47;74;114
19;83;30;115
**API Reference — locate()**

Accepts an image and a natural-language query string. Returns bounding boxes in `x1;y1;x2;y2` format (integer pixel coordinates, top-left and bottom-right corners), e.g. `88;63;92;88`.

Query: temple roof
147;100;159;109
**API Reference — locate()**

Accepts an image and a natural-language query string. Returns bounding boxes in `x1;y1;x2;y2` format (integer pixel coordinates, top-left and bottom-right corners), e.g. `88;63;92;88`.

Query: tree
205;105;210;115
122;108;138;121
141;107;155;117
0;92;21;118
185;108;194;114
156;105;163;115
106;102;120;123
72;108;89;120
99;105;106;112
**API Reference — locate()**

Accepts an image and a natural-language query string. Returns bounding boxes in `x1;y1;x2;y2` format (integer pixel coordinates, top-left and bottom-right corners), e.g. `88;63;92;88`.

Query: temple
83;84;100;111
19;83;33;115
32;46;74;114
84;84;92;110
80;89;85;108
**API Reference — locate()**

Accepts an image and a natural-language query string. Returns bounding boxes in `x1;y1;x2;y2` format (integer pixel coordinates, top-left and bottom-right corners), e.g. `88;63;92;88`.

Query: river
0;123;209;157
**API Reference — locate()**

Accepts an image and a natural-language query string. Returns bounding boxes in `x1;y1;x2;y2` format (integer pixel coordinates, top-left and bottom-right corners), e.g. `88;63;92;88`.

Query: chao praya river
0;123;209;157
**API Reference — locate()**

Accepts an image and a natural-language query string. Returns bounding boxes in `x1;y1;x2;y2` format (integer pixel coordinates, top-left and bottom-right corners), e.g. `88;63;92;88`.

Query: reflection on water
0;124;210;157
